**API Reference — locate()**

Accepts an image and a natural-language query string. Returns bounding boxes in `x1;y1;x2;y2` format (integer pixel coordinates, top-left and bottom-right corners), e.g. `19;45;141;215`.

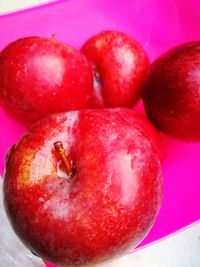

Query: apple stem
52;33;57;40
54;141;73;176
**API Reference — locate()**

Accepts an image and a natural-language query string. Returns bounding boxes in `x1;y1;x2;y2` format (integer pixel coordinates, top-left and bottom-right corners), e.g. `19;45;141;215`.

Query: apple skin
124;111;165;163
0;36;93;125
81;31;150;108
142;42;200;141
3;108;162;266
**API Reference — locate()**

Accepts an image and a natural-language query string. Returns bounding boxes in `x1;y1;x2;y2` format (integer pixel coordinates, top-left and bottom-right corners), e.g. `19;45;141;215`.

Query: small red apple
3;108;162;266
81;30;150;108
0;36;93;125
142;41;200;141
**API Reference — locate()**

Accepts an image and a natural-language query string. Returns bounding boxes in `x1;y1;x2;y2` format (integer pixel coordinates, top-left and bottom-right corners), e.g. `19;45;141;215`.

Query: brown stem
52;33;57;39
54;141;73;176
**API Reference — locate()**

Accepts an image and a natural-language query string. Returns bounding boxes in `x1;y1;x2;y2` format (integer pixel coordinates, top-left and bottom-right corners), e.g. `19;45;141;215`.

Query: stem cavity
54;141;73;176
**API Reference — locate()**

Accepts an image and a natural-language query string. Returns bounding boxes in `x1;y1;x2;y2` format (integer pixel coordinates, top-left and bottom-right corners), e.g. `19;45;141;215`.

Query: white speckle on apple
65;111;79;146
109;132;118;142
43;199;69;220
30;150;54;183
30;55;65;86
115;47;136;77
187;68;200;84
39;197;45;203
123;153;132;164
65;111;79;131
107;150;139;205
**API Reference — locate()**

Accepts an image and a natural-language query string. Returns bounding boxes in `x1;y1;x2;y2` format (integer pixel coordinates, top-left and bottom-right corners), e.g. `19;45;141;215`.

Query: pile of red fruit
1;30;200;267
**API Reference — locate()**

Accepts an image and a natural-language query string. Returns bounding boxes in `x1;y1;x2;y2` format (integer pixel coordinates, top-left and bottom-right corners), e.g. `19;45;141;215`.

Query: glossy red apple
81;31;150;108
142;41;200;141
3;108;163;266
0;36;93;125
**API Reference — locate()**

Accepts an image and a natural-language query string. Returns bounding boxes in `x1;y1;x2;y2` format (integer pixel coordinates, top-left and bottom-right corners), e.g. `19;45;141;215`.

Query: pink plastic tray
0;1;199;266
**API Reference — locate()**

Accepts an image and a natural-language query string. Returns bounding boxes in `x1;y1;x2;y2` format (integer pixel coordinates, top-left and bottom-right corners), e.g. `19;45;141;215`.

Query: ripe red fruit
0;36;93;125
81;31;150;108
142;42;200;141
3;108;162;266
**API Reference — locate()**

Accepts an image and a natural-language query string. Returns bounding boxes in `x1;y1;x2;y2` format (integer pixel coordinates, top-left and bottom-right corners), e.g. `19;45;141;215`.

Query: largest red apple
0;36;93;125
3;108;163;266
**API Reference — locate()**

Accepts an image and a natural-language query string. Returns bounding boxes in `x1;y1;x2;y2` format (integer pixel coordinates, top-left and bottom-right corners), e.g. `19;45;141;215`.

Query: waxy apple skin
0;36;93;125
81;31;150;108
3;109;162;266
142;42;200;141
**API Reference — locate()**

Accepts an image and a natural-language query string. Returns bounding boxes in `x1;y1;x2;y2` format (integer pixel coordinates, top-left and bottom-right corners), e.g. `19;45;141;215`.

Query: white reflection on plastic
0;179;45;267
0;0;56;15
99;221;200;267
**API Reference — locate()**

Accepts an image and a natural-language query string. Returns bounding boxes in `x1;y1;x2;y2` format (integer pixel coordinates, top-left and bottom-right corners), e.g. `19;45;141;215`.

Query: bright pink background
0;1;199;266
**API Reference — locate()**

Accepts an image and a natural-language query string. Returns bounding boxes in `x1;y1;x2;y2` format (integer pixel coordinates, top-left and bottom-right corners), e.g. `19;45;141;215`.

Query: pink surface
0;1;199;266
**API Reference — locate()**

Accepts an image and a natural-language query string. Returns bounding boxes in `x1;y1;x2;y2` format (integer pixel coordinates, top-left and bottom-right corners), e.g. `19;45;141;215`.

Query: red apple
3;108;163;266
142;41;200;141
0;36;93;125
81;31;150;108
122;111;166;163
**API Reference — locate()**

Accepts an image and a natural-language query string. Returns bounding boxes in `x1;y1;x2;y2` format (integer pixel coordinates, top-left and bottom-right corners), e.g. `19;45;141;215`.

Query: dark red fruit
142;42;200;141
